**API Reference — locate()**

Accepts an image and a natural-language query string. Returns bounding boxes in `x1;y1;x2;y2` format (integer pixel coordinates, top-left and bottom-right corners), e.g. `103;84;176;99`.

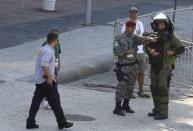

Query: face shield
151;13;174;32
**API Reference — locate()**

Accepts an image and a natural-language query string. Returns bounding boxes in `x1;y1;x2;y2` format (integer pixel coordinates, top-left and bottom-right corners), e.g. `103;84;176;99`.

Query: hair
129;7;138;13
50;27;59;33
47;32;58;44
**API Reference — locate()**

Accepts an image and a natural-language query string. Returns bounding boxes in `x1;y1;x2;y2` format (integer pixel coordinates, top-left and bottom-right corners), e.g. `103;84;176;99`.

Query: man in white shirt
121;7;150;98
26;32;73;129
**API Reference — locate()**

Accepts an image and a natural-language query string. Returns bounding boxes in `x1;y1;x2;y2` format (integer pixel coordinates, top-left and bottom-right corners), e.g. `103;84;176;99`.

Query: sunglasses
130;11;138;13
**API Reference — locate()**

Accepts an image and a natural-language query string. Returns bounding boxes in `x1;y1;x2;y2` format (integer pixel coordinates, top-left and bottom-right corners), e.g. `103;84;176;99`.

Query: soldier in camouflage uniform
113;20;155;116
145;13;185;120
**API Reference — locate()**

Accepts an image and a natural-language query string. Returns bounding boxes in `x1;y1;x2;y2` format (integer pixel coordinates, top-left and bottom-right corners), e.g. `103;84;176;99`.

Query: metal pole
85;0;92;25
172;0;177;24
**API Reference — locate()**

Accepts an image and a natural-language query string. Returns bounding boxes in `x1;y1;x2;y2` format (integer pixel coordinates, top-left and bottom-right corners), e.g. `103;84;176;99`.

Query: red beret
126;20;136;27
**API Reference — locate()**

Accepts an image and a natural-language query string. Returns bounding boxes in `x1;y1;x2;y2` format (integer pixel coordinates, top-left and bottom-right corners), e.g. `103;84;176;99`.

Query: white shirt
34;44;56;85
121;19;145;53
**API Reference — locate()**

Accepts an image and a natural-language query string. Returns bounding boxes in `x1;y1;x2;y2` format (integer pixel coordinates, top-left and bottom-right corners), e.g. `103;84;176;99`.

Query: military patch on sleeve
114;42;119;48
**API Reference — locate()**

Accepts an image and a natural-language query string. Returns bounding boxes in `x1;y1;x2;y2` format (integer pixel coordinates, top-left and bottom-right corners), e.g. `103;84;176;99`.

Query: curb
58;54;113;84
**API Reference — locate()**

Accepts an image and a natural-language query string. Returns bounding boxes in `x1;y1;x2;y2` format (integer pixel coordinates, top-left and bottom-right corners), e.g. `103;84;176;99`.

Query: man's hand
47;75;53;86
149;49;160;56
42;66;53;86
148;37;158;43
166;50;175;56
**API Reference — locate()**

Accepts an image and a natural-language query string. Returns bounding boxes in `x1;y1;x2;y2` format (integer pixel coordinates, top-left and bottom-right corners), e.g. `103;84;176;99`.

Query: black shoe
123;107;134;113
154;113;168;120
58;121;73;129
113;108;125;116
26;123;39;129
113;101;125;116
137;92;150;98
122;99;134;113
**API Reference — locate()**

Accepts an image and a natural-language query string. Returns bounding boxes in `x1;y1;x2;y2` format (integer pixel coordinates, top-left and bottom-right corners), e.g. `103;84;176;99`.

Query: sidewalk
0;24;114;83
1;6;193;130
0;72;193;131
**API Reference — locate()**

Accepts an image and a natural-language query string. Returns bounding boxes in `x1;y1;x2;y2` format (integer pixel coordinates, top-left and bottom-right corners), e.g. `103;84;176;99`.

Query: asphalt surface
0;0;192;49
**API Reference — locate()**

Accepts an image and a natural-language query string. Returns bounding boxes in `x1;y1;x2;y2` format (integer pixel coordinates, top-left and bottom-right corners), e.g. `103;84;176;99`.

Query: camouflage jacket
113;32;151;64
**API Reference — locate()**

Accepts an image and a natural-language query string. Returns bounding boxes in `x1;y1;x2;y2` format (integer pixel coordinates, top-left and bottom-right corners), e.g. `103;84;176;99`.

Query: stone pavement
1;72;193;131
1;32;193;130
1;4;193;130
70;71;193;100
0;24;114;83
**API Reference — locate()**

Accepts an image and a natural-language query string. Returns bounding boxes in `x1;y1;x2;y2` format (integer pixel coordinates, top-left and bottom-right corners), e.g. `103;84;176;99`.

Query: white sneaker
40;101;44;109
43;100;51;110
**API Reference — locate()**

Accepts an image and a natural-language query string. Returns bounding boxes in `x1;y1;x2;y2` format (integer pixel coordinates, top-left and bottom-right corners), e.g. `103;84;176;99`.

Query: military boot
154;113;168;120
148;108;158;117
113;101;125;116
122;99;134;113
154;94;169;120
148;111;156;117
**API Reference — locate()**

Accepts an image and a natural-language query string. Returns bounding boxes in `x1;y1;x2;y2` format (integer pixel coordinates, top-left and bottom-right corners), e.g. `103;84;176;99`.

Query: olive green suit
145;33;184;116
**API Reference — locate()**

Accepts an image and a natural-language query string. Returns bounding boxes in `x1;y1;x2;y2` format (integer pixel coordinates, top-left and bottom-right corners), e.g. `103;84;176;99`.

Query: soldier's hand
149;49;160;56
166;50;175;56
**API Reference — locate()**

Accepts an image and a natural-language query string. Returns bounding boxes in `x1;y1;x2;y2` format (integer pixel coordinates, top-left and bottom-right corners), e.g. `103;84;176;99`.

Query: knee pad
156;87;169;97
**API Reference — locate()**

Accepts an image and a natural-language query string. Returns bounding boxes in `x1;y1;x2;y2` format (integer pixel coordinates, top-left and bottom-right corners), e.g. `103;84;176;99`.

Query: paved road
0;0;192;49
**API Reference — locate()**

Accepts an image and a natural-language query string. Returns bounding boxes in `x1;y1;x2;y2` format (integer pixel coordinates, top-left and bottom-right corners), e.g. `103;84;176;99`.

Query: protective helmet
151;12;174;32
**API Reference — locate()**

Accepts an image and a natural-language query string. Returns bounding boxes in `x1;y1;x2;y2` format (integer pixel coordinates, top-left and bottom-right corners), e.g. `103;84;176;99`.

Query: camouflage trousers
115;64;138;102
150;66;172;115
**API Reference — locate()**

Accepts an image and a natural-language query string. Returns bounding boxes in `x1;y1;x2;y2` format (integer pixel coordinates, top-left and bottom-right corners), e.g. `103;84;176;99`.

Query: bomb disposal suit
145;13;185;120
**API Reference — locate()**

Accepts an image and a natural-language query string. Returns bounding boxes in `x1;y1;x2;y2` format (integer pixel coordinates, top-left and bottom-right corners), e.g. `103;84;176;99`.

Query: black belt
115;61;137;68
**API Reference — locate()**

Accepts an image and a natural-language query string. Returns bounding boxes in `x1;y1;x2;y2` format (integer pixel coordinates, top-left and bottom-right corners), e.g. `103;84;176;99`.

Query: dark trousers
150;67;171;115
27;81;66;125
